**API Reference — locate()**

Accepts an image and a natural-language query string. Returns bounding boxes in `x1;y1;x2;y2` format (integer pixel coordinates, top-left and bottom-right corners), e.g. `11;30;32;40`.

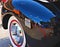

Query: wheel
8;16;26;47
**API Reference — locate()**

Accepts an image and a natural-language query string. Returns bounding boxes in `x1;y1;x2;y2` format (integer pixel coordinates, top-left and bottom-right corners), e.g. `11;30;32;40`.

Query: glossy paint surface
12;0;55;24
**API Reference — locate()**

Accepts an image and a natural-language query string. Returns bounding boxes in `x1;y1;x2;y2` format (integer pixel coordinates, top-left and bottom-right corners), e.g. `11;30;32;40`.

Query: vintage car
1;0;60;47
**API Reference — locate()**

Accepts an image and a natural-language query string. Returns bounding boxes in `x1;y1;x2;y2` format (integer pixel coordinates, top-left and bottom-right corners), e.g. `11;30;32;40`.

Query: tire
8;16;26;47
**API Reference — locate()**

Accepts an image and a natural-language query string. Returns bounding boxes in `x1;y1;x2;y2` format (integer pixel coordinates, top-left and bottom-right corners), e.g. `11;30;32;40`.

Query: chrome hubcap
10;22;24;45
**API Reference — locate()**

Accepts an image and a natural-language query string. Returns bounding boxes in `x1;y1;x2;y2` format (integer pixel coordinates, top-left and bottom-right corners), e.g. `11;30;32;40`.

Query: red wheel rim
9;20;24;47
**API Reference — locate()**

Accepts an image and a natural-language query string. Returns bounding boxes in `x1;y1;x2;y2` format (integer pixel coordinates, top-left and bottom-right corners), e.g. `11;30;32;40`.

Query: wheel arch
2;12;15;29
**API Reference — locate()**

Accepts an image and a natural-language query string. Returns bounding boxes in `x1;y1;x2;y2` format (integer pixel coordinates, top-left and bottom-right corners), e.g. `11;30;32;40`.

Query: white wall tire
8;16;26;47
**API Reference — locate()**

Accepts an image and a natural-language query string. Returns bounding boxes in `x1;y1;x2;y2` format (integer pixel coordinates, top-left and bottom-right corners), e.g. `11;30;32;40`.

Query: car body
1;0;60;47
